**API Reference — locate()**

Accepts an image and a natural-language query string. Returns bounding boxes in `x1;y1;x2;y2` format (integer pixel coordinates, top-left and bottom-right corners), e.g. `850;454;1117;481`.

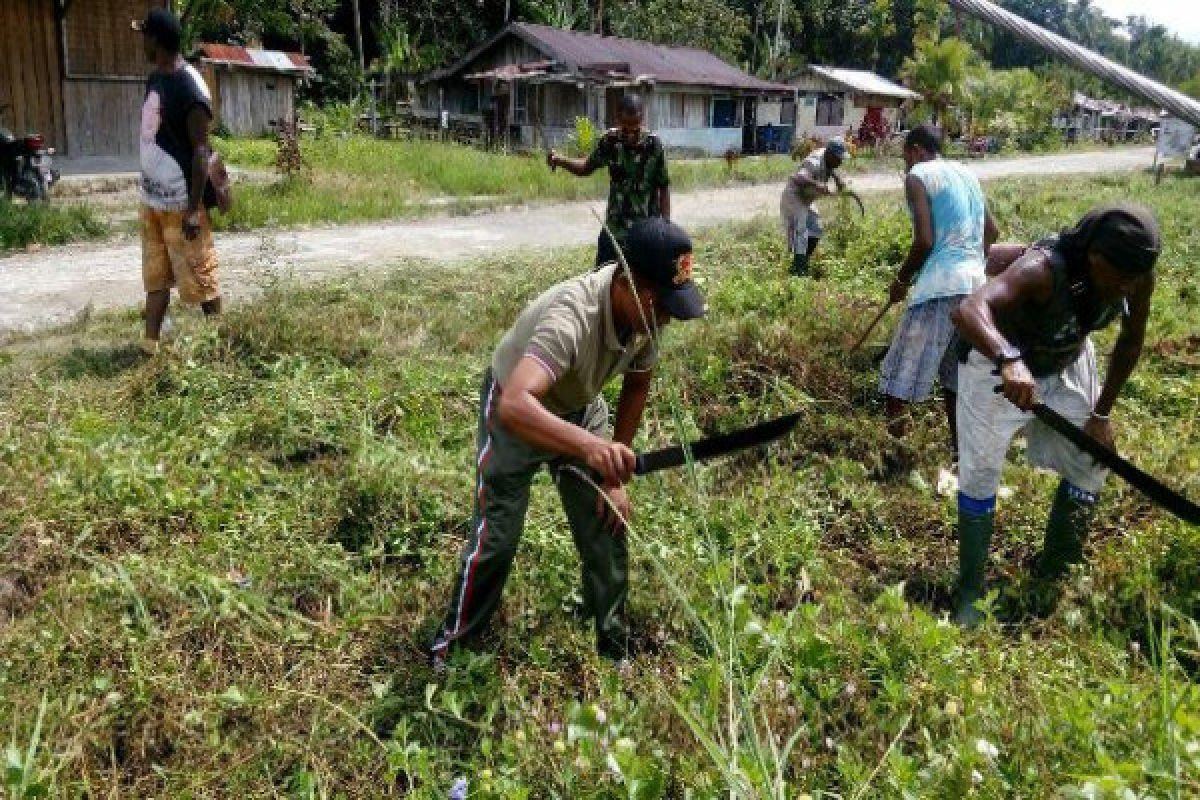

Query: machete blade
1031;403;1200;526
635;412;803;476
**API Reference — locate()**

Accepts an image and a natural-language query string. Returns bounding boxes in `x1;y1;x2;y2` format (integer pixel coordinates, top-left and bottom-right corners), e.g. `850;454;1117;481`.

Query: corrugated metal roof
432;23;793;93
1073;92;1161;121
799;66;920;100
197;44;313;74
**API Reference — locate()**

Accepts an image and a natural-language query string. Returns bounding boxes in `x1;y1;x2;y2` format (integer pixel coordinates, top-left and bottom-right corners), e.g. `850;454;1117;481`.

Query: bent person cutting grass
431;219;705;667
547;94;670;266
779;137;848;277
950;206;1160;627
880;124;998;453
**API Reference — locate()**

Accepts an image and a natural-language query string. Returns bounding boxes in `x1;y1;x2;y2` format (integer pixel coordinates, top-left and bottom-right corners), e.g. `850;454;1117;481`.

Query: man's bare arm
1095;276;1154;416
613;369;652;447
497;357;635;484
890;175;933;302
791;171;831;197
951;252;1052;362
952;253;1054;410
984;210;999;253
548;151;597;177
185;106;211;215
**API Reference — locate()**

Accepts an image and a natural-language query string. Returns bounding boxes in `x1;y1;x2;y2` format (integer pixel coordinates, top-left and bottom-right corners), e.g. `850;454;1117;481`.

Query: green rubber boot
789;252;809;277
954;509;994;628
1035;481;1096;581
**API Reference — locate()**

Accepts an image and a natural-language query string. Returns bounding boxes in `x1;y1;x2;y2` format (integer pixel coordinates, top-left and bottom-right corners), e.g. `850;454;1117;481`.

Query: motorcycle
0;105;60;202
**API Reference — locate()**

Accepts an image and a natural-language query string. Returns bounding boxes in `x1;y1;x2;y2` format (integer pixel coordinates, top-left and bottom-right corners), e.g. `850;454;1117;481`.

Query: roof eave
200;58;313;76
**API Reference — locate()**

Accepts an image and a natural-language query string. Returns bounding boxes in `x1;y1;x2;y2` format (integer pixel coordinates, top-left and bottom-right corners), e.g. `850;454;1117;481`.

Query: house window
684;94;707;128
816;93;845;127
781;99;796;125
671;94;687;127
712;97;737;128
462;86;480;114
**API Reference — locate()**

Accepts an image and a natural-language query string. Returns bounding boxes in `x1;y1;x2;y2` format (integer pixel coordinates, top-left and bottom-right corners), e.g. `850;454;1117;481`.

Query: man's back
908;158;986;306
786;149;830;205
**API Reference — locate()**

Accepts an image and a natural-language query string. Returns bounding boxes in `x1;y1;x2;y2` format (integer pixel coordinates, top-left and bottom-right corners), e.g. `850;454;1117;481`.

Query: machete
848;301;895;354
634;412;803;476
1030;402;1200;525
842;189;866;217
994;387;1200;525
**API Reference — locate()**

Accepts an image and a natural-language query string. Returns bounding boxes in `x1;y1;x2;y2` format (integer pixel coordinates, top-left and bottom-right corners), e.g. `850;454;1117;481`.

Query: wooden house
418;22;795;157
785;66;919;140
0;0;166;158
1055;92;1160;143
195;44;313;137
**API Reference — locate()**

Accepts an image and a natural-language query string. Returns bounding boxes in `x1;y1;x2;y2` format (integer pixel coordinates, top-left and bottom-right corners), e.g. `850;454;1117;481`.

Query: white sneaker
937;466;959;497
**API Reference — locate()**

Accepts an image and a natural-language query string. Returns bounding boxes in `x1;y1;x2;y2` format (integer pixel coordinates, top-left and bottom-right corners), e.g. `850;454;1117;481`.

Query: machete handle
634;454;647;476
992;385;1045;411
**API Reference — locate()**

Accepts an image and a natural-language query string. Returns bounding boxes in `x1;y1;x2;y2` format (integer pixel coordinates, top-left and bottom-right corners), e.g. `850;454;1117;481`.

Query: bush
299;100;365;138
0;198;108;251
567;115;597;158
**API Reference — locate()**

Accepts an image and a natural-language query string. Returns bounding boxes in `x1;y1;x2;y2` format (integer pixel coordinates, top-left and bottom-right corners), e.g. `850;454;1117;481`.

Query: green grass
213;134;1147;234
1;173;1198;797
0;198;109;251
213;135;840;232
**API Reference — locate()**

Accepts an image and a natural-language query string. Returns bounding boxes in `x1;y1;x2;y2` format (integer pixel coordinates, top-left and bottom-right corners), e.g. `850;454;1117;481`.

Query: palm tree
859;0;896;71
901;37;975;127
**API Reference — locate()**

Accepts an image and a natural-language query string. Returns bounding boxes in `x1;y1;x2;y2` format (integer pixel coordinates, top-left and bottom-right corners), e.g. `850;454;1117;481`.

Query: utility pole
351;0;365;73
504;0;511;23
595;0;604;34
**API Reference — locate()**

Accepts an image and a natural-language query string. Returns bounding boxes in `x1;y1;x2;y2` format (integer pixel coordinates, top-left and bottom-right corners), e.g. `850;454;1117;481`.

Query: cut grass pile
0;173;1198;797
0;198;109;251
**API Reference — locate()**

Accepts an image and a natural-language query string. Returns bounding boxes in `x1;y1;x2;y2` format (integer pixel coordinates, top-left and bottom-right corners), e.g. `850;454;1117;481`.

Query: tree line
175;0;1200;107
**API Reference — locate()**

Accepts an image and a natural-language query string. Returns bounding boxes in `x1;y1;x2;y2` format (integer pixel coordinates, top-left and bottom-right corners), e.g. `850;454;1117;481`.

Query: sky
1091;0;1200;43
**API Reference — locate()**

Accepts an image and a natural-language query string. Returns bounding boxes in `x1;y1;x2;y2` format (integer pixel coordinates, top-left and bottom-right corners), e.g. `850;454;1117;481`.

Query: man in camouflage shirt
548;94;671;265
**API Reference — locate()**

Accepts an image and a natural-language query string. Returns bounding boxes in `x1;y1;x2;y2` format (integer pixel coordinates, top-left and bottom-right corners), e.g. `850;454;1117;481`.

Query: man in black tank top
947;206;1160;627
134;8;221;356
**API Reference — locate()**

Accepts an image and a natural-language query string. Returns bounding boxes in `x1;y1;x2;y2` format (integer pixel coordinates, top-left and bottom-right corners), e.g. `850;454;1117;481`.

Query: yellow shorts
141;206;220;304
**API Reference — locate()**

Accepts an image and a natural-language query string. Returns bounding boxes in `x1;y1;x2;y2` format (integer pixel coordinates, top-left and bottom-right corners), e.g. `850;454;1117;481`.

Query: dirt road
0;147;1154;335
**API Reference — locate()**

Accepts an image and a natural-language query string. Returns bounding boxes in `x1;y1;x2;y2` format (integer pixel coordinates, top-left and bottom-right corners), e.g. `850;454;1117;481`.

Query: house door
605;88;622;126
741;98;756;153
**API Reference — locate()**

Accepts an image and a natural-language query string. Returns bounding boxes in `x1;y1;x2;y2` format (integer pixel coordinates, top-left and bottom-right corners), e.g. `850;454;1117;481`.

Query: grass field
0;173;1197;797
212;135;859;232
211;134;1141;235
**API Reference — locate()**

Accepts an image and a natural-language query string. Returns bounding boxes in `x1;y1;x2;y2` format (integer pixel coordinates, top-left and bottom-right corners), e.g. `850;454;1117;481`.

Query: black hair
1057;205;1161;275
617;94;644;117
905;124;943;155
154;30;182;54
143;9;183;54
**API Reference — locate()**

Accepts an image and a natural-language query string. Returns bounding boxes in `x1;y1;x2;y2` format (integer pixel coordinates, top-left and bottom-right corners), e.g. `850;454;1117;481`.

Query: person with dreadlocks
949;205;1161;627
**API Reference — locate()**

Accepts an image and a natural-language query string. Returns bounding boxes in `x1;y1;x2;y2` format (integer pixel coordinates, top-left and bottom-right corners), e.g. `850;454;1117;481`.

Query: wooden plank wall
60;0;163;157
0;0;66;150
217;70;296;136
64;0;160;77
62;80;144;157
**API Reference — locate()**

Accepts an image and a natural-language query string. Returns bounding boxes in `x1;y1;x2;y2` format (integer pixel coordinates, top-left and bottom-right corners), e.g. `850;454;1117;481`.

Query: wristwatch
993;345;1022;368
